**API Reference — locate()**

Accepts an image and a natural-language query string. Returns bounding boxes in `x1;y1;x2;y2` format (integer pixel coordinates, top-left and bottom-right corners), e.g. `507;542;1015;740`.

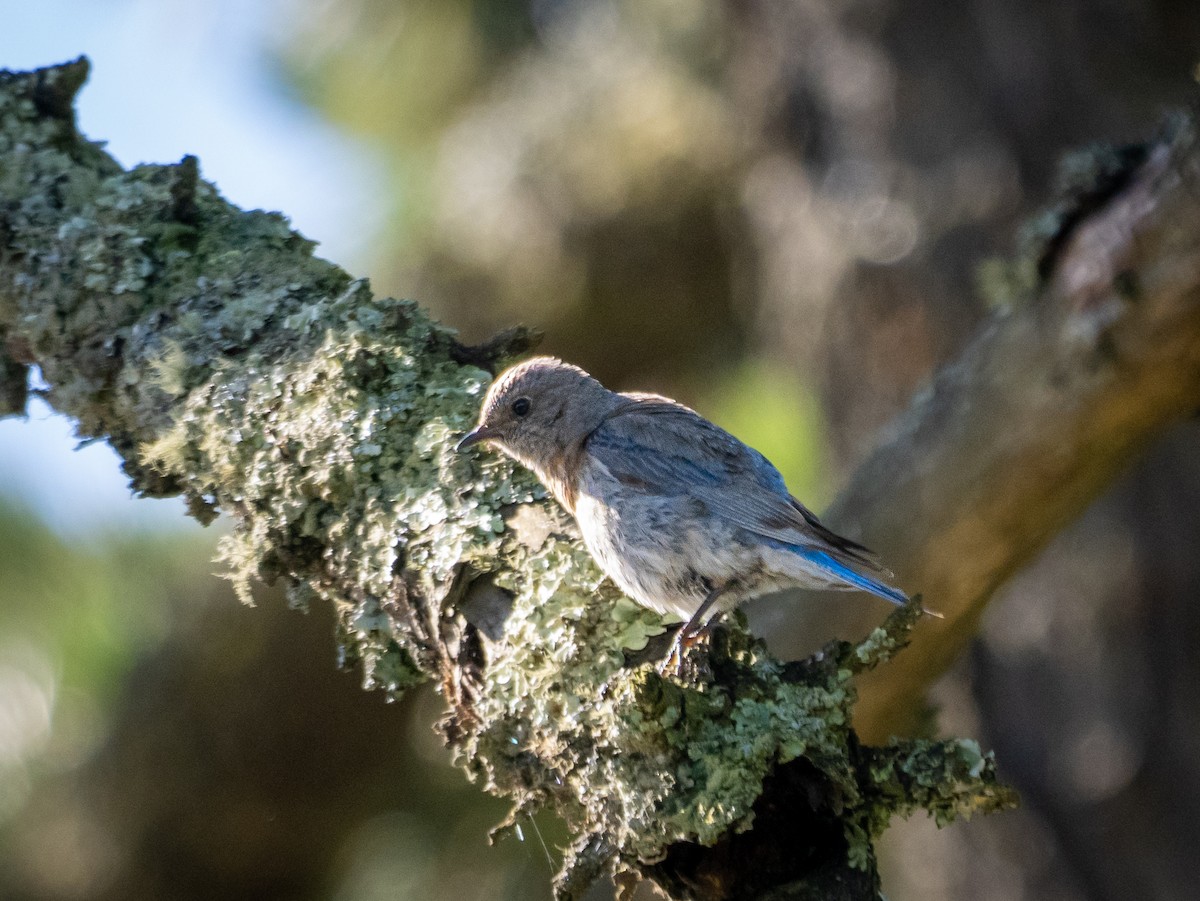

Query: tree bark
9;57;1198;899
823;128;1200;740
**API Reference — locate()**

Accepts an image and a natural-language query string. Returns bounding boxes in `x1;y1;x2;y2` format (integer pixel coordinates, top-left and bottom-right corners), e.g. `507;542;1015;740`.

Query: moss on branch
0;59;1013;900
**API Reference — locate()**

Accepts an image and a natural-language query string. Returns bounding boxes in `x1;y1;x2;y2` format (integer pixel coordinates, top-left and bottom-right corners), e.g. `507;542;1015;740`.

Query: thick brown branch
825;126;1200;739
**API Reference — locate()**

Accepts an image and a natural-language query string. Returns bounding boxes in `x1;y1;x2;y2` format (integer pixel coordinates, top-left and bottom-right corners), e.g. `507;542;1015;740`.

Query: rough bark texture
823;125;1200;739
0;60;1012;901
271;4;1200;897
14;51;1200;898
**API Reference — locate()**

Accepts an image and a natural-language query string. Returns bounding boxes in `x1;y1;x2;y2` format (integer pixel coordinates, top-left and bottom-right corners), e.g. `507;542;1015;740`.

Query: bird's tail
799;549;942;618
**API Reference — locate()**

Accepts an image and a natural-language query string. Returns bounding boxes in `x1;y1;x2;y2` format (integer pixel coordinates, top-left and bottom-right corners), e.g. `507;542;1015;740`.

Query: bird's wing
585;396;888;575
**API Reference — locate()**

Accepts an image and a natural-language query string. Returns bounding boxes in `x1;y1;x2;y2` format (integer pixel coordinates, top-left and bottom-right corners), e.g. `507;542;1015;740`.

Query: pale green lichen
458;577;1013;895
0;58;527;692
0;60;1015;900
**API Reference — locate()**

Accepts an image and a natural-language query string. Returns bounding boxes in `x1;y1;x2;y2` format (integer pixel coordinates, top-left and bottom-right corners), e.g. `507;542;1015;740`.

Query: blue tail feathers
801;549;909;606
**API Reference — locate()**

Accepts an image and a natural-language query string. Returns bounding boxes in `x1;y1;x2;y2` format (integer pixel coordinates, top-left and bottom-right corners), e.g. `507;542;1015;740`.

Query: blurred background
2;1;1200;899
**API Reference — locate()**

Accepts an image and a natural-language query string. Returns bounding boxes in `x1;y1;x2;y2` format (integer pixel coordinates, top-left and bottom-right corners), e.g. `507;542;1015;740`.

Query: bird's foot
655;632;686;676
654;625;712;678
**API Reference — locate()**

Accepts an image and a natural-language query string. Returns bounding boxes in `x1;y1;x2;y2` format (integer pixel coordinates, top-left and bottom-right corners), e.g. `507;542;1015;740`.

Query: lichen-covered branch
0;59;1012;900
824;119;1200;741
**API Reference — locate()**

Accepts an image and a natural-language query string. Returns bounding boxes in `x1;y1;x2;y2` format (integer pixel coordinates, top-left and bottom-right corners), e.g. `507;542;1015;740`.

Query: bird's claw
655;625;710;676
656;634;685;676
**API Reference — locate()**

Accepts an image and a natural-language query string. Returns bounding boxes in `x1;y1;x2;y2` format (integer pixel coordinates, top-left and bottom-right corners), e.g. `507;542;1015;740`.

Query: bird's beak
455;426;499;452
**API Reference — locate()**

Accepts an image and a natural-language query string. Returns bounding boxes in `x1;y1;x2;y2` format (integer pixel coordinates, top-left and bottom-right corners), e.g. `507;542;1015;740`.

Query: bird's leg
681;613;724;648
659;585;728;673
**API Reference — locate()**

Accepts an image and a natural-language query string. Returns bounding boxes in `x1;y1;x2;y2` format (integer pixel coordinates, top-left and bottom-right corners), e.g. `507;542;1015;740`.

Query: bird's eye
512;397;532;417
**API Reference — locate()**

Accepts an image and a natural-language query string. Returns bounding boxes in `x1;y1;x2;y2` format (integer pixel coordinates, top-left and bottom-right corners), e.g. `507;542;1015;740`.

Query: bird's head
455;356;617;473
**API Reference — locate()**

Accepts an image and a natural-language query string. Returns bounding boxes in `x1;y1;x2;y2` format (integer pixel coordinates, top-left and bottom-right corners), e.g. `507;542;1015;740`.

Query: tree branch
0;58;1045;900
824;120;1200;740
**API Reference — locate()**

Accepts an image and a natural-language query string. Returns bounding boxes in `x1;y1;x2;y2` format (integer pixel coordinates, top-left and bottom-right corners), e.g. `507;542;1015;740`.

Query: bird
456;356;918;663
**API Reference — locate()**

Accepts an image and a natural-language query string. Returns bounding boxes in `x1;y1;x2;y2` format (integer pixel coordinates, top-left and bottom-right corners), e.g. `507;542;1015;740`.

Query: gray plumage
457;357;908;643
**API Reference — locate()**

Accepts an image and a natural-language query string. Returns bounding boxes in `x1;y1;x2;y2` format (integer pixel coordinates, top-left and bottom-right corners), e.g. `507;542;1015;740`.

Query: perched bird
457;357;915;660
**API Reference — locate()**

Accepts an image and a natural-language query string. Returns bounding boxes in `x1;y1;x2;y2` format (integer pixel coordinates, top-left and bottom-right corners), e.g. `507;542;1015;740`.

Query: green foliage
0;499;219;823
701;360;830;507
0;502;210;703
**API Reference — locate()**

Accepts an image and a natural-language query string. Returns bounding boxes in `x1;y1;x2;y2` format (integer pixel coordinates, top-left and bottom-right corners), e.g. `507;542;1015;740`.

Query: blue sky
0;0;386;536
